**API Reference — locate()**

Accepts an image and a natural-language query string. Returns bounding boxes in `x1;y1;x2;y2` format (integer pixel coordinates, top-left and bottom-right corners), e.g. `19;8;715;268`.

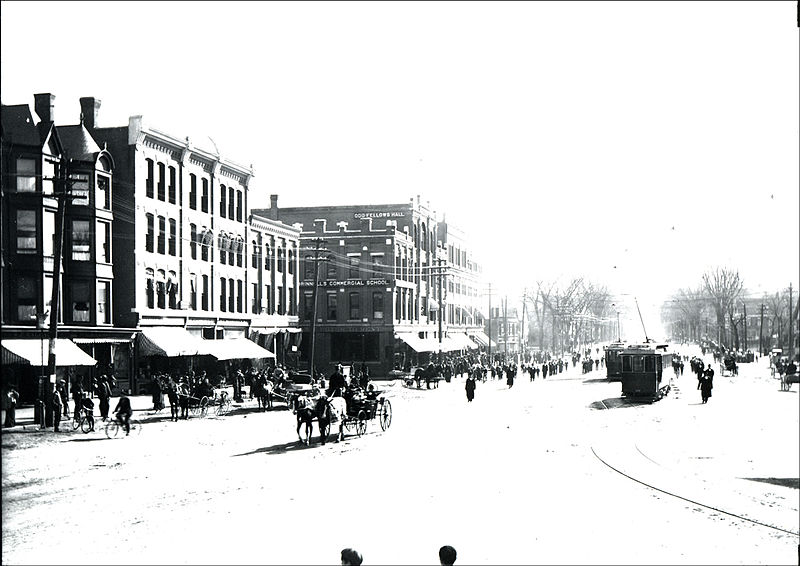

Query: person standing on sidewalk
57;380;69;419
51;386;62;432
465;373;476;402
97;376;111;421
4;386;19;428
699;364;714;403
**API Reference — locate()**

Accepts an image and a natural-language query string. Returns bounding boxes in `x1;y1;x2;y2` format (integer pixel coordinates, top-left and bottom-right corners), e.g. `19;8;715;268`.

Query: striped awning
201;338;276;361
448;333;479;351
469;330;496;349
1;338;97;366
396;333;438;353
138;327;203;357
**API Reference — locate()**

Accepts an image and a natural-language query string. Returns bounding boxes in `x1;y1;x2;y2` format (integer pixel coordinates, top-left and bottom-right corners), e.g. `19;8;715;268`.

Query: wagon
344;391;393;435
780;370;799;392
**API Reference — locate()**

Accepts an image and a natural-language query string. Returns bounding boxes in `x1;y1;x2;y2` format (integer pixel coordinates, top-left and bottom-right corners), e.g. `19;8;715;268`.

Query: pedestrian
506;365;515;388
465;374;476;402
340;548;363;566
151;375;163;411
72;383;84;421
80;392;95;431
51;386;62;432
178;379;190;419
97;376;111;421
4;385;19;428
56;379;69;418
439;545;457;565
166;379;179;421
699;364;714;403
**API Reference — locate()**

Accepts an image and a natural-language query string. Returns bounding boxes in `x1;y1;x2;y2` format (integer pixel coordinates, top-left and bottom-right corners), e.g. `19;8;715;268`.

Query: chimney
34;93;55;123
313;218;327;233
79;97;101;129
269;194;279;220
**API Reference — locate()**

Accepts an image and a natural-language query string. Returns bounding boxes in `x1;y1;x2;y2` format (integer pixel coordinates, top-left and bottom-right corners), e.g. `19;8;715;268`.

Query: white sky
2;1;798;335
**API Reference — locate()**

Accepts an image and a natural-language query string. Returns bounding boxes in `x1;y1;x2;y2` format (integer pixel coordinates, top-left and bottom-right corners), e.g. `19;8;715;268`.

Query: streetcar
604;341;626;381
618;342;674;400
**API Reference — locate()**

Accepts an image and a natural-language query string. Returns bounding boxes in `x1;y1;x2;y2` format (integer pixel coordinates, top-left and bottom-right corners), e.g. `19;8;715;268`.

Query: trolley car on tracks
618;342;674;400
604;341;626;381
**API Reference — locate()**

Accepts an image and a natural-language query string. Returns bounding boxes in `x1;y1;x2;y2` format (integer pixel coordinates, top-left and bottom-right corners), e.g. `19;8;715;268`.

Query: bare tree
702;267;744;349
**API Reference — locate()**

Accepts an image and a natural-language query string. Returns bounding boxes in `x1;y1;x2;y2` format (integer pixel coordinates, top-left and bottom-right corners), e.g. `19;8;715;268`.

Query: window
190;224;197;259
169;219;177;256
168;166;176;204
264;244;271;270
157;216;166;254
288;250;295;275
157;162;165;201
228;189;234;219
16;210;37;253
622;356;632;373
189;174;197;209
303;293;314;321
326;255;336;279
349;292;360;319
277;286;284;315
236;238;243;267
330;333;380;362
219;233;227;265
228;277;235;313
252;240;259;269
220;278;227;312
168;272;178;309
288;289;295;316
146;213;154;252
97;281;111;324
71;281;91;322
264;284;272;314
43;211;55;257
251;282;259;314
42;159;55;194
373;292;384;319
71;220;91;261
97;221;111;262
645;356;655;373
327;293;338;320
236;190;243;222
201;230;210;262
633;356;644;372
201;275;209;310
190;275;197;310
372;255;384;276
96;175;110;209
220;184;227;217
16;276;37;322
349;257;360;278
156;270;166;309
16;158;36;192
304;255;315;280
146;159;154;198
237;280;243;313
146;268;155;309
201;178;209;212
277;247;285;273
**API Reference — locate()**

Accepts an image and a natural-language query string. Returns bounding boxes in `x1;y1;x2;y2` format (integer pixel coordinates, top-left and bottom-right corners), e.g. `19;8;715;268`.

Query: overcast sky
2;1;797;336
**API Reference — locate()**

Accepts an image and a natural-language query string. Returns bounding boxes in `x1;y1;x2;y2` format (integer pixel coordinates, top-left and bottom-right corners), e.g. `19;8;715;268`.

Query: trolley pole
488;282;492;363
307;237;327;380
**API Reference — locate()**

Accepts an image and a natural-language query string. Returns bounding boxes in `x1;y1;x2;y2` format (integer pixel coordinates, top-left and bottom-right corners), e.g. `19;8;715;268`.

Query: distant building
252;196;486;376
486;306;520;359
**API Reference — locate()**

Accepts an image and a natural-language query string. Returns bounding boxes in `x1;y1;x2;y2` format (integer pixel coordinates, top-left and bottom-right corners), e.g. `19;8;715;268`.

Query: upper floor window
71;281;91;322
201;229;212;262
236;238;243;267
326;255;336;279
97;221;111;263
349;257;360;278
236;190;243;222
96;175;111;210
264;244;271;271
146;159;154;198
201;178;209;212
15;276;37;322
304;255;315;280
372;292;384;319
97;281;111;324
156;270;166;309
251;240;260;269
288;250;295;275
189;174;197;210
157;162;166;201
168;218;177;256
71;220;91;261
16;158;36;192
157;216;166;254
277;247;285;273
190;224;198;259
349;292;360;320
228;189;235;220
220;184;227;218
145;268;155;309
15;209;37;254
168;166;176;204
372;255;384;276
146;213;154;252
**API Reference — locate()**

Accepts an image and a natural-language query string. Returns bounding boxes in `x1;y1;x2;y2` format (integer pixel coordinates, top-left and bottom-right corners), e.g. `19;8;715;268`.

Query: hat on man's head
340;548;362;566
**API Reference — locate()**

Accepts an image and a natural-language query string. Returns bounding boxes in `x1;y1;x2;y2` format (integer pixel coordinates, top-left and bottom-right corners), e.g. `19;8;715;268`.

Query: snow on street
2;355;798;565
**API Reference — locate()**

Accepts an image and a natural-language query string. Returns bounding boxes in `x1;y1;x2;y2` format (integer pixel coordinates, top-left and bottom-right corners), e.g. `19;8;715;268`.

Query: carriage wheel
72;416;81;431
379;399;392;431
356;410;367;436
781;377;788;391
200;397;209;418
219;398;232;416
104;420;120;439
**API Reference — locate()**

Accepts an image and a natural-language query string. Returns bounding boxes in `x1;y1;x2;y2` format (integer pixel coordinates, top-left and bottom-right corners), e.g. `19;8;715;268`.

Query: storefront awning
396;333;437;353
469;330;496;349
138;327;203;357
448;333;479;350
73;334;135;344
202;338;276;361
1;338;97;366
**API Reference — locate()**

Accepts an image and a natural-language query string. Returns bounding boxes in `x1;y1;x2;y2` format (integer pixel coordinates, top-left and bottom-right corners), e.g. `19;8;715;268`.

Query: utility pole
759;303;765;357
789;282;794;361
503;295;508;360
437;257;444;364
742;302;747;352
306;237;328;379
488;282;492;363
520;289;527;359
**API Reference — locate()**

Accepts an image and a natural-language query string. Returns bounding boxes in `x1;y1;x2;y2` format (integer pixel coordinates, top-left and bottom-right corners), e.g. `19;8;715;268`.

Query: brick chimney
34;93;55;123
269;194;279;220
79;97;101;129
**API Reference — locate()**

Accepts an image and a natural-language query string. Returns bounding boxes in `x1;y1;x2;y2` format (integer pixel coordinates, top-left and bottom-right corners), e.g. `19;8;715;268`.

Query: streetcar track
590;445;799;537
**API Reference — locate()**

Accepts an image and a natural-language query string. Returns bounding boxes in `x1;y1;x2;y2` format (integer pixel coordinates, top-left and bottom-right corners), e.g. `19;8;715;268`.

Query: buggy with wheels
720;355;737;378
779;359;798;392
329;386;392;439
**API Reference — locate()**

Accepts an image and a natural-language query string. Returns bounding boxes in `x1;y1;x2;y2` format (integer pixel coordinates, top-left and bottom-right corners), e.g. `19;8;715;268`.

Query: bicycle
71;407;95;434
104;414;142;438
212;390;232;416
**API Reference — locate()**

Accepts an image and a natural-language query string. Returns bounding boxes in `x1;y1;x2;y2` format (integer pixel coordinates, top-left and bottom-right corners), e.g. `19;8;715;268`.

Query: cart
342;391;393;436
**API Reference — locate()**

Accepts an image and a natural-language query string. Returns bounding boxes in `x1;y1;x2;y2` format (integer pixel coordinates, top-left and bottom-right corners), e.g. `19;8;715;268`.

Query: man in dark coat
97;376;112;421
327;365;346;397
465;375;476;402
700;364;714;403
52;387;63;432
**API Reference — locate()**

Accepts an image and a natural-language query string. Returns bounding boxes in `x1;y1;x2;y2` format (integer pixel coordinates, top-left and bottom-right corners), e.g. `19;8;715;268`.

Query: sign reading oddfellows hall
252;196;486;376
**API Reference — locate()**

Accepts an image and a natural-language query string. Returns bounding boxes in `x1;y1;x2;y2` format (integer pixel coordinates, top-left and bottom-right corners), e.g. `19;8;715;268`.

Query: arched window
277;247;285;273
201;229;213;262
421;223;427;251
167;271;178;309
156;269;167;309
218;231;228;264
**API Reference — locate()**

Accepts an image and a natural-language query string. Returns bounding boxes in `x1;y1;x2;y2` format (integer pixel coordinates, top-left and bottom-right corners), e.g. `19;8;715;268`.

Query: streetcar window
645;356;655;373
632;356;644;372
622;356;632;372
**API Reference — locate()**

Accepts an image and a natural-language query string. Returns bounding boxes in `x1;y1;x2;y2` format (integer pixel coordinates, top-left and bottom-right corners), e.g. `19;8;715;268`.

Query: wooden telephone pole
304;238;328;379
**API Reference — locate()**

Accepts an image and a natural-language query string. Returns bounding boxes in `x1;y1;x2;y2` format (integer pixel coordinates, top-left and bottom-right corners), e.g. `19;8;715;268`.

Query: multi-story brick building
486;306;521;359
252;196;486;376
86;103;299;390
1;94;133;401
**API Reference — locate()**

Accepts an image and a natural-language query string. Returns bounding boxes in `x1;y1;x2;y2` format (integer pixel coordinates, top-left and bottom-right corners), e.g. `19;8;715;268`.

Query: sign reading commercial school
300;278;390;288
353;211;406;219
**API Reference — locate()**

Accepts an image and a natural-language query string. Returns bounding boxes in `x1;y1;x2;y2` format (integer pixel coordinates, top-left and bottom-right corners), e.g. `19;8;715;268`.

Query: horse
316;396;347;445
295;395;317;445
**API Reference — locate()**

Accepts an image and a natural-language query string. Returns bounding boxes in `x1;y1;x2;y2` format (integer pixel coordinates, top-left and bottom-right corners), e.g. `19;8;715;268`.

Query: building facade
253;196;486;376
1;94;133;402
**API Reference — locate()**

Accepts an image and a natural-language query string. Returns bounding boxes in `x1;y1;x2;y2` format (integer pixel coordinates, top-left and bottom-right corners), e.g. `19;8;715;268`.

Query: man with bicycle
113;395;133;435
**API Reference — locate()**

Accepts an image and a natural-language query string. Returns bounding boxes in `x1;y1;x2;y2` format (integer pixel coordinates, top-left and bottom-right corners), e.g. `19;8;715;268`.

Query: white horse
318;396;348;444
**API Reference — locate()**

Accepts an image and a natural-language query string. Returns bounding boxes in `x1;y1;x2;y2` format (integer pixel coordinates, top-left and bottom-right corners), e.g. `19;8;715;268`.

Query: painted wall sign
353;211;406;219
300;278;390;288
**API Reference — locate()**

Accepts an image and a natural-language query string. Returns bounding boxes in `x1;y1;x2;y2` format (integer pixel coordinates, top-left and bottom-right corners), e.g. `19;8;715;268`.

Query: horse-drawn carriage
720;355;738;378
295;386;392;445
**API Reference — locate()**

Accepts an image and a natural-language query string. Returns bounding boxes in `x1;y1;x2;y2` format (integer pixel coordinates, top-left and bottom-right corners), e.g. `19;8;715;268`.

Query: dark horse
296;396;347;446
